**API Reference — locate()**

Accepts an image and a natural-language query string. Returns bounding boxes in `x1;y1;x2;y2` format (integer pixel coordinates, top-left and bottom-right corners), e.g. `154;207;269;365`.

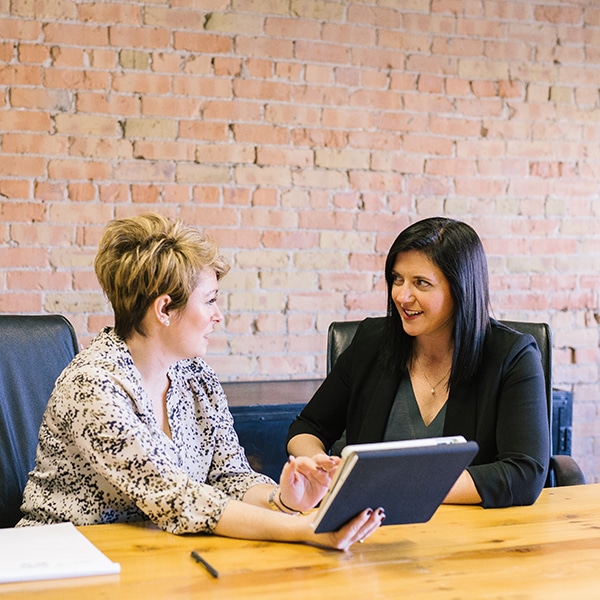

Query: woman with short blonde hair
20;213;384;550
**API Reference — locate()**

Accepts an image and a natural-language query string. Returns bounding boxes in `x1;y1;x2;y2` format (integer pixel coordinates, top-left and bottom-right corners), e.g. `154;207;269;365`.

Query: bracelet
268;486;299;515
277;490;300;514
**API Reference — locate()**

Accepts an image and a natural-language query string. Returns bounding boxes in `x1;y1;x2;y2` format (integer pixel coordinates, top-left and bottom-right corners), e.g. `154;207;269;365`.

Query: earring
164;318;170;327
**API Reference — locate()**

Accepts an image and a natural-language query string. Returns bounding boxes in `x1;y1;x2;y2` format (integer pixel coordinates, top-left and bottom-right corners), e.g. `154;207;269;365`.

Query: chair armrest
551;455;587;487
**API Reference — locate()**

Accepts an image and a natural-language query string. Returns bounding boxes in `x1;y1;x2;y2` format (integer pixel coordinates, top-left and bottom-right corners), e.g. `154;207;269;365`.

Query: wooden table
2;484;599;599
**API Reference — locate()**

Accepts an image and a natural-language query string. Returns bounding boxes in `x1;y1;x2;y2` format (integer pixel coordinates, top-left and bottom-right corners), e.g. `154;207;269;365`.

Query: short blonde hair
94;213;230;340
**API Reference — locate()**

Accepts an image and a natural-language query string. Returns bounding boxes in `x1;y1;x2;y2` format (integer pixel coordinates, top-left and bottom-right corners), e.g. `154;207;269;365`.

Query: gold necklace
414;355;451;396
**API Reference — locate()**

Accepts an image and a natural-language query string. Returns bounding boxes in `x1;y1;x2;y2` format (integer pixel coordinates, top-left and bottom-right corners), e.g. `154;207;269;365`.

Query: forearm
443;470;482;505
287;433;327;458
213;497;308;542
213;495;385;551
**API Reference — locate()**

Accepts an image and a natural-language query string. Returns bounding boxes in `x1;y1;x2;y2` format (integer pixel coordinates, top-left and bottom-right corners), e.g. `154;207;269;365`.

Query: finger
313;454;340;472
279;456;300;486
354;507;386;544
290;457;332;486
329;507;376;551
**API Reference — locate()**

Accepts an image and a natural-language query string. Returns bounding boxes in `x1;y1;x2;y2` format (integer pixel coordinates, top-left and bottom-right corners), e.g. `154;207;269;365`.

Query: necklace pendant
431;387;435;395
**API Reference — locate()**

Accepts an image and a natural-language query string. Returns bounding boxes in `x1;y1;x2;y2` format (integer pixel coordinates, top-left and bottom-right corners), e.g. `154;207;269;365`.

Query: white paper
0;522;121;584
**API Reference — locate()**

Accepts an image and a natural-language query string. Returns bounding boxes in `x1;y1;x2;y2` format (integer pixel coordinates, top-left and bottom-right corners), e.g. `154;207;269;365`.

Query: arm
465;334;550;507
56;369;233;533
287;433;327;458
213;497;385;551
443;470;482;504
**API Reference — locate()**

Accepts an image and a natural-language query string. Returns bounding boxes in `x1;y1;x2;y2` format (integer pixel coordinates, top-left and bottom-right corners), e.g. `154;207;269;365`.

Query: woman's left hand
278;454;340;513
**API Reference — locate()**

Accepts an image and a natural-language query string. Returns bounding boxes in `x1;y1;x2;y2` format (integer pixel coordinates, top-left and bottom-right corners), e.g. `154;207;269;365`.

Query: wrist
268;486;300;515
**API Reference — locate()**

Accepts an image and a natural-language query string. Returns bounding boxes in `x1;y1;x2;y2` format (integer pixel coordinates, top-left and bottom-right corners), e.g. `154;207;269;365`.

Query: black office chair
0;315;79;527
327;318;586;487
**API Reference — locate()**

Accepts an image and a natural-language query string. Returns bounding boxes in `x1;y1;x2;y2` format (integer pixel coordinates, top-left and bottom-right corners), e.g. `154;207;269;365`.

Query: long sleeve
288;318;550;509
19;329;272;534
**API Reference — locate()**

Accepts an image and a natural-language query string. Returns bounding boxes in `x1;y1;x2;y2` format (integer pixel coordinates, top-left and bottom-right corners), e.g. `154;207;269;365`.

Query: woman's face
169;268;223;359
390;250;455;341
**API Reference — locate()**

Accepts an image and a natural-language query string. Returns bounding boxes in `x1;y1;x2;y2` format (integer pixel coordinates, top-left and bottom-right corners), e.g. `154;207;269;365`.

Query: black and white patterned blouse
18;327;274;534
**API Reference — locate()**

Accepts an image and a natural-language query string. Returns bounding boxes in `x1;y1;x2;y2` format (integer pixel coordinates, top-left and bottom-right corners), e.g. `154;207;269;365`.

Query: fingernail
366;509;373;516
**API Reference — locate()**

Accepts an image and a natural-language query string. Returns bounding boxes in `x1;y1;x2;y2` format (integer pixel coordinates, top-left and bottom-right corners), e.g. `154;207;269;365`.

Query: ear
152;294;172;325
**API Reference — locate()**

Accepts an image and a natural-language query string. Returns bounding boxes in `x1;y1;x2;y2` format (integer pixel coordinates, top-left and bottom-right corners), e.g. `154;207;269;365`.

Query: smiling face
391;250;455;342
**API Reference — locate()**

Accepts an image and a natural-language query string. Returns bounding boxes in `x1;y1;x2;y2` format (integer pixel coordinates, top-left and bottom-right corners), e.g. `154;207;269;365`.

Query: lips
403;308;423;317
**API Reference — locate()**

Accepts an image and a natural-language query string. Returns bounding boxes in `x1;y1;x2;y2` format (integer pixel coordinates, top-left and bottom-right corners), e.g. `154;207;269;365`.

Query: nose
393;282;414;304
213;303;224;322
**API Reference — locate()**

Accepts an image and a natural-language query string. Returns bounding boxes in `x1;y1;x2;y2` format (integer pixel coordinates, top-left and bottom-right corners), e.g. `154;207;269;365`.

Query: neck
126;332;172;437
412;337;453;365
126;332;171;389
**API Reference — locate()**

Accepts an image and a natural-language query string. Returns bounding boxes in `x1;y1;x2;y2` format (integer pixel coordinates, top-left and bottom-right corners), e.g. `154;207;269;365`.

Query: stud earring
164;318;170;327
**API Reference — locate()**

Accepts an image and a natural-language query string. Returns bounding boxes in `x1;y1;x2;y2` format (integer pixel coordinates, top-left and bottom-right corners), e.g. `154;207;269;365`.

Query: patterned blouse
18;328;273;534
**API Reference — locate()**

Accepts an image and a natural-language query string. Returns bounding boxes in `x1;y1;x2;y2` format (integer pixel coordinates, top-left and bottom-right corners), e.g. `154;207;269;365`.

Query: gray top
384;376;447;440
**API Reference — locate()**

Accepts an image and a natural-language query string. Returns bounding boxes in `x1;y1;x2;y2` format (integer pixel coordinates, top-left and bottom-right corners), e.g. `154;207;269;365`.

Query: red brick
179;121;229;142
111;25;172;49
49;160;112;181
8;270;71;290
45;67;110;91
257;147;313;167
111;72;170;94
347;4;402;28
17;43;50;64
44;22;109;46
233;79;291;102
174;31;232;54
264;17;320;39
0;63;41;85
0;293;42;312
76;92;139;116
0;18;42;41
204;101;262;122
243;58;273;80
534;5;582;25
68;183;95;202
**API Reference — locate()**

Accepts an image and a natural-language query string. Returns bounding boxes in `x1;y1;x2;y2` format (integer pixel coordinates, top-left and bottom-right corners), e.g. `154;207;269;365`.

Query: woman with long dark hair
288;217;549;508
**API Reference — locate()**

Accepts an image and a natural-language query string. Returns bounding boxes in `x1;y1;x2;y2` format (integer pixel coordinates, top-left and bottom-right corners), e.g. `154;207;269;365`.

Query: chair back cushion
0;315;78;527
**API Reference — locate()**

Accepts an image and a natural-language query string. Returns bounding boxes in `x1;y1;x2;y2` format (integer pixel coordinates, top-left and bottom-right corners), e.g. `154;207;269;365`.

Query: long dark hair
383;217;490;388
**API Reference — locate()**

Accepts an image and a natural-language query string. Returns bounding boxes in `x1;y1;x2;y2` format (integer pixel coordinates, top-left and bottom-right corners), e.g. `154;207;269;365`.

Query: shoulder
337;316;389;361
51;328;140;400
353;316;388;342
58;328;132;383
483;319;541;367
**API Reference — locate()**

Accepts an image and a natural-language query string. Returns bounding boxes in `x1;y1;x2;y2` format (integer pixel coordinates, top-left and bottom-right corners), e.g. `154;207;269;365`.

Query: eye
415;278;432;288
391;273;403;285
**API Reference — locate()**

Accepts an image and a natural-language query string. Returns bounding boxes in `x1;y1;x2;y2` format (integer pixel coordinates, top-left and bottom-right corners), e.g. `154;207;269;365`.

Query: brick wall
1;0;599;481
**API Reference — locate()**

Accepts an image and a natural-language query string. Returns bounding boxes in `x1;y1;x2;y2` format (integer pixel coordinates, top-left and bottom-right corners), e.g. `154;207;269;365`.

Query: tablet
312;436;479;533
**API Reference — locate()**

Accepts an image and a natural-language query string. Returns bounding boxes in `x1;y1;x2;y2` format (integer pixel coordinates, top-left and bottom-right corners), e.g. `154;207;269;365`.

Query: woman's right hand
304;506;386;551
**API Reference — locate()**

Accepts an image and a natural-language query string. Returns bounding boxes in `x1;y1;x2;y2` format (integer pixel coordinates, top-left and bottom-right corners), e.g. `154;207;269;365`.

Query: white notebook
0;522;121;584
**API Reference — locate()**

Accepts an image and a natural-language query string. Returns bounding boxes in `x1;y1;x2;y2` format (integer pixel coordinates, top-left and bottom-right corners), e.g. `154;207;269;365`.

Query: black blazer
287;317;550;508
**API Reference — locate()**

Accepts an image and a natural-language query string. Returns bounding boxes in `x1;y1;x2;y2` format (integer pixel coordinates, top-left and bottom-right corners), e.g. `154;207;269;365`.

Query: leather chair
0;315;79;527
327;318;586;487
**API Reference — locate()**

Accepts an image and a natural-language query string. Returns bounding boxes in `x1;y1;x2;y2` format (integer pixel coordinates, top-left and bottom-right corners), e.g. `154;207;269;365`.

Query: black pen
191;550;219;579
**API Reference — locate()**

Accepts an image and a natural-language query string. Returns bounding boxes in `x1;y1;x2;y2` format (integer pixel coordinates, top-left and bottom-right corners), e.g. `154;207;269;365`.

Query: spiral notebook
312;436;479;533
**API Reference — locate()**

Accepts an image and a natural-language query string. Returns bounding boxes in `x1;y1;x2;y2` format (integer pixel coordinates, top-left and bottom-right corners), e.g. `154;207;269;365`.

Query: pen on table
191;550;219;579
